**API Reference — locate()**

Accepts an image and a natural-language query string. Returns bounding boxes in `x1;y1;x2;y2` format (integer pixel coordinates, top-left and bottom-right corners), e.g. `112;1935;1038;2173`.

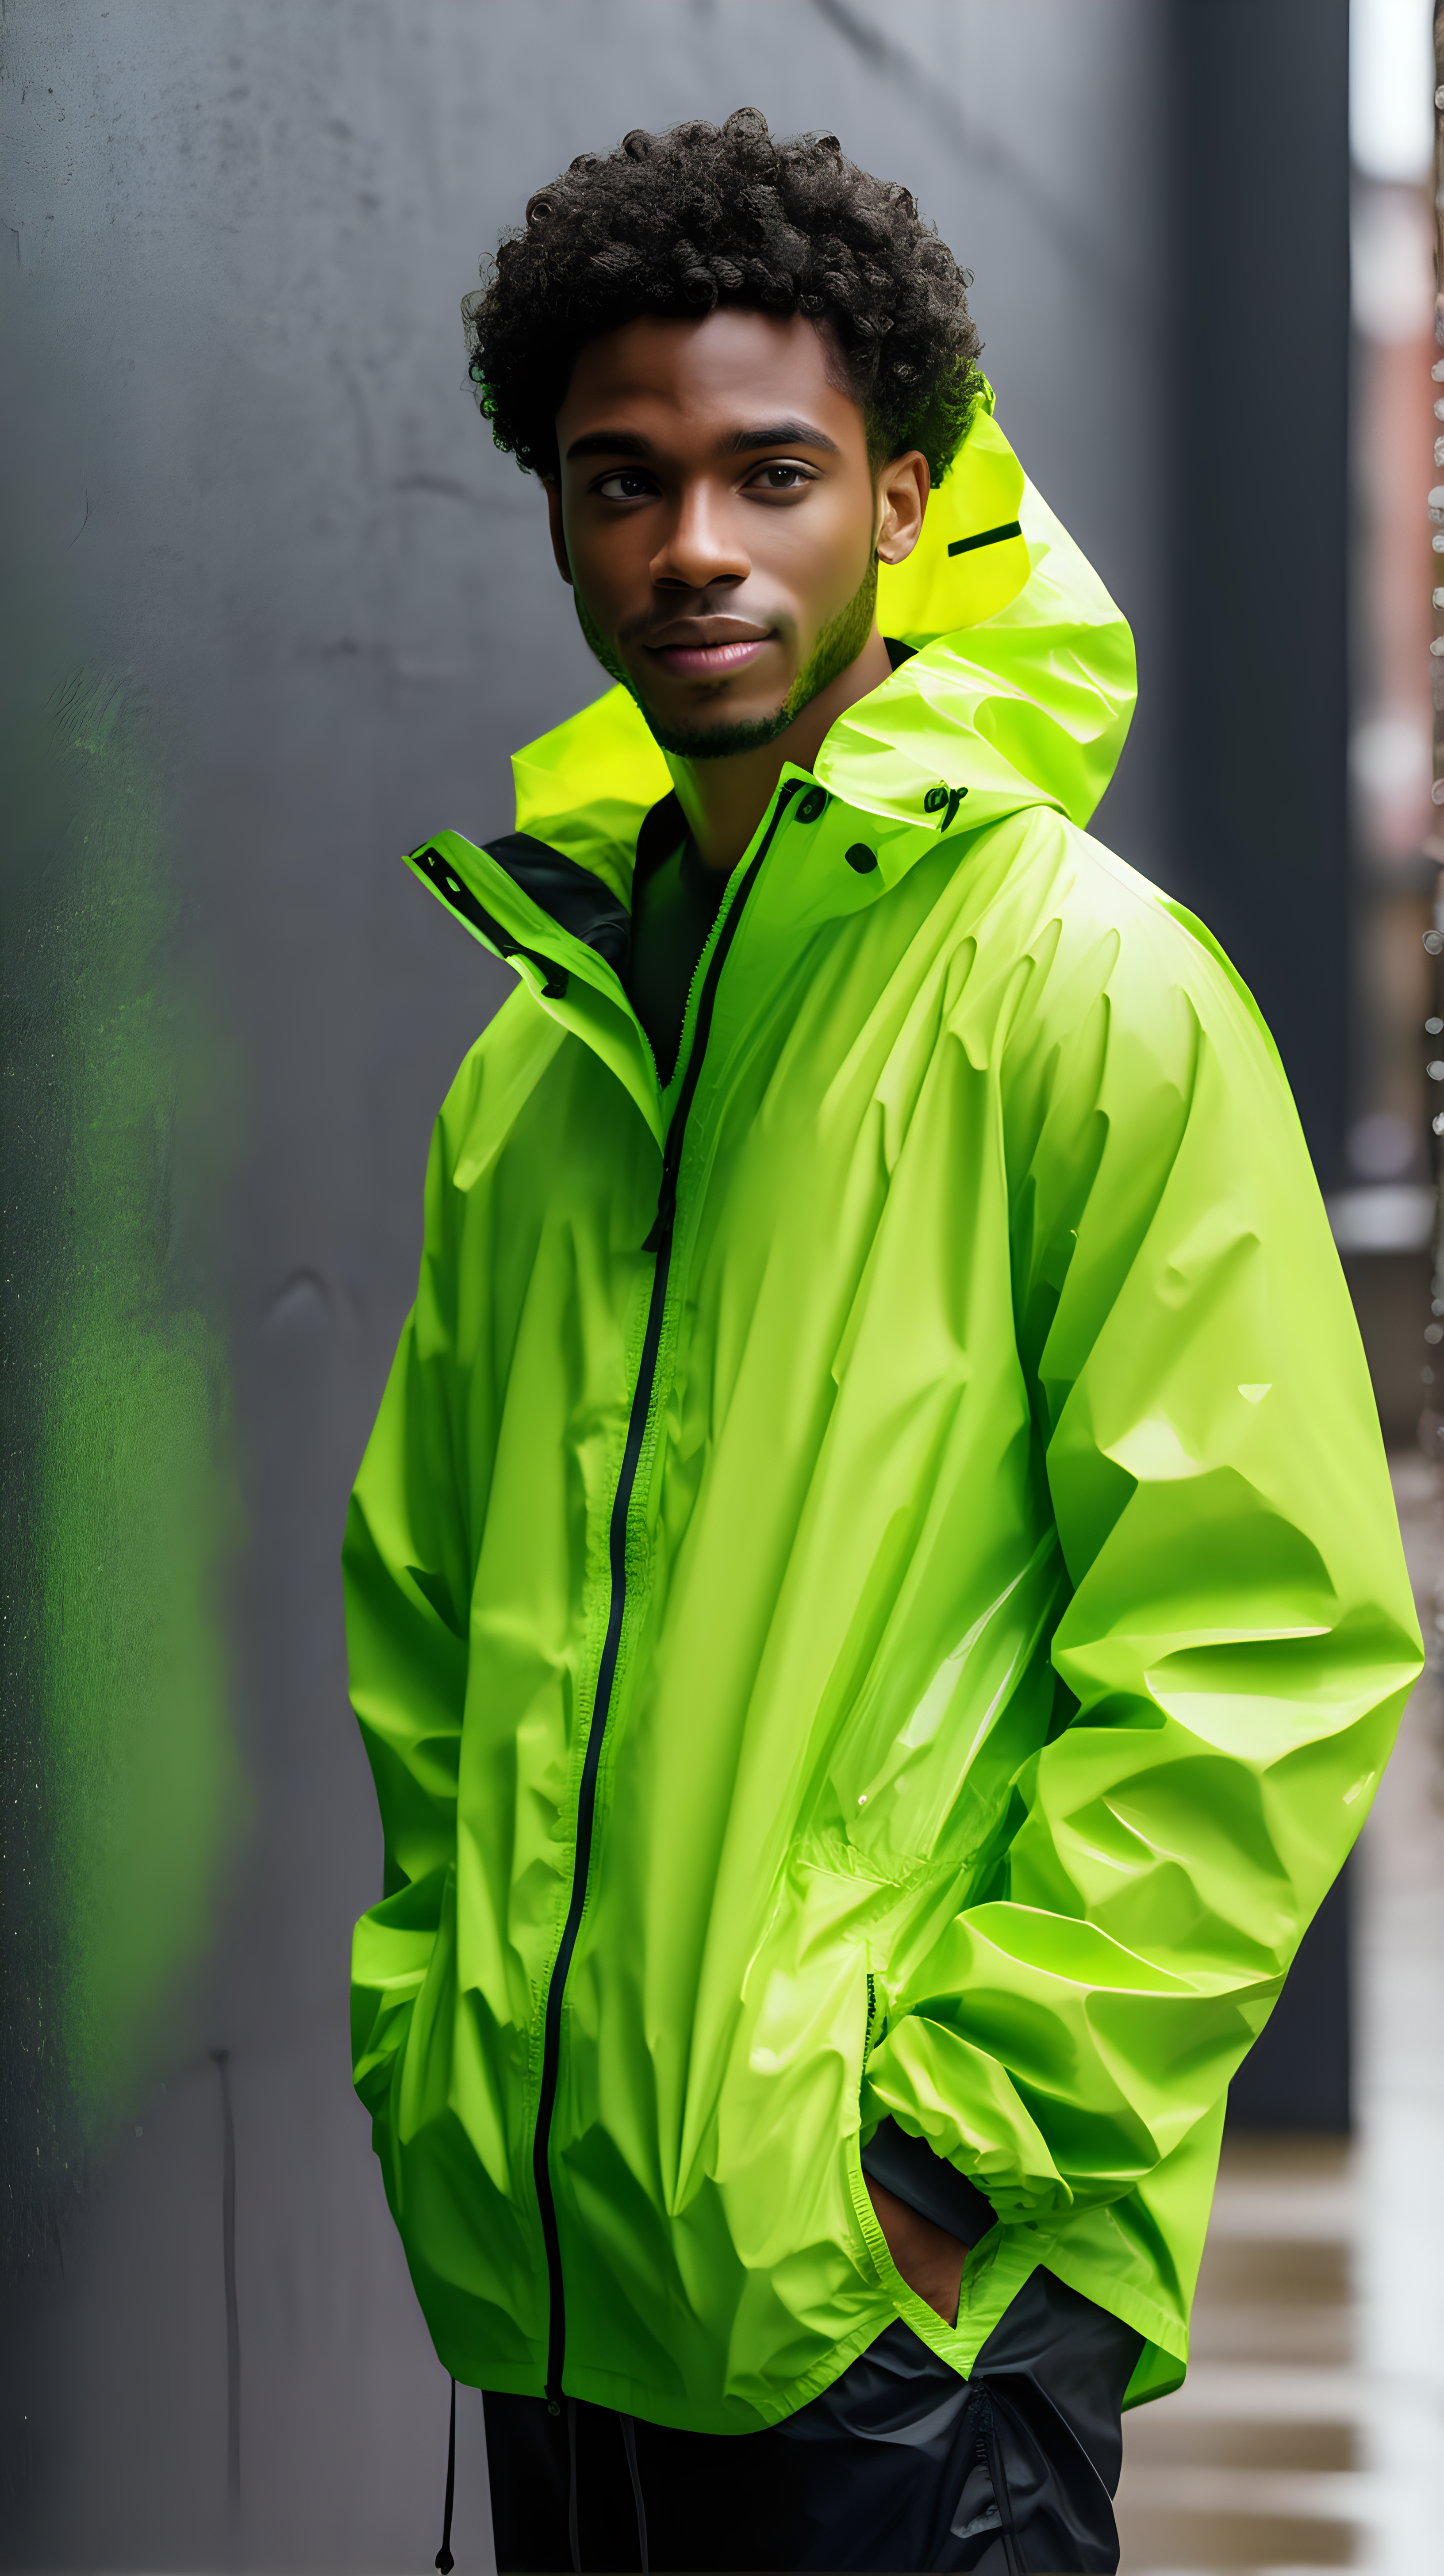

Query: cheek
568;511;655;600
782;494;876;619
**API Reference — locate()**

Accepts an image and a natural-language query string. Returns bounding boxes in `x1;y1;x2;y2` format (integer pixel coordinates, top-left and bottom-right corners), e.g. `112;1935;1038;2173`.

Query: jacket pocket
847;2125;971;2355
849;1968;959;2353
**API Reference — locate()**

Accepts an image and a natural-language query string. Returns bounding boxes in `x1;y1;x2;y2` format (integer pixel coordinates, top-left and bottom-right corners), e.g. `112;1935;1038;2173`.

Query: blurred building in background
0;4;1438;2572
1335;0;1439;1447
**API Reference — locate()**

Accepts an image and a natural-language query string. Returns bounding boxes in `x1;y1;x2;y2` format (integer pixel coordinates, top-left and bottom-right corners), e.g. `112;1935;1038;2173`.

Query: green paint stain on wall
28;675;242;2172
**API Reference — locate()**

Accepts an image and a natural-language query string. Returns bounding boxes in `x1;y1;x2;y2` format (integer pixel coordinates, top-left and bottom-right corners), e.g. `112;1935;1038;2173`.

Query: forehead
557;307;863;447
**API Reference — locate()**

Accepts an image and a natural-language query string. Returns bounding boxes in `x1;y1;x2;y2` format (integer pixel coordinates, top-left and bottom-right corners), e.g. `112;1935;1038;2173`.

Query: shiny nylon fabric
346;401;1422;2434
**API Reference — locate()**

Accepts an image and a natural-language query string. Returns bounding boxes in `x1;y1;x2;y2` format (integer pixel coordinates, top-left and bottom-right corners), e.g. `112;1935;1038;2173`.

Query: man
346;111;1420;2573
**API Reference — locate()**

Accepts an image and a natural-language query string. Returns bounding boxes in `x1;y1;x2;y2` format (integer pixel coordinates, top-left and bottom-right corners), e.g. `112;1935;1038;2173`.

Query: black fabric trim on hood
483;832;632;975
947;519;1022;559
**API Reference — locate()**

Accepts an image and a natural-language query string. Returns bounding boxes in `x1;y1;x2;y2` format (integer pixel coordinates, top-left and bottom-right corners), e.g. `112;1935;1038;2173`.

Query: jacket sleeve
860;881;1423;2226
346;1080;476;2133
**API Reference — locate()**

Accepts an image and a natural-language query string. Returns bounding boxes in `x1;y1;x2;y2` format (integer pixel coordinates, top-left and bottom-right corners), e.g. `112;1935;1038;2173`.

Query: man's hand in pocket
865;2176;967;2327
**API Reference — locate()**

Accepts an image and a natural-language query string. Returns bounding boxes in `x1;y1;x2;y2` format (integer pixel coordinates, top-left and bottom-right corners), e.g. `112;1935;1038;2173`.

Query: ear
875;451;930;567
543;477;573;586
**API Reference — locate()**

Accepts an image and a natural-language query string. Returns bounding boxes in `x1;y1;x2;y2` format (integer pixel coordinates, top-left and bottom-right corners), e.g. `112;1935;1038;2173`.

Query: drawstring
435;2377;640;2575
620;2415;649;2574
434;2375;456;2573
567;2396;581;2573
430;2376;642;2576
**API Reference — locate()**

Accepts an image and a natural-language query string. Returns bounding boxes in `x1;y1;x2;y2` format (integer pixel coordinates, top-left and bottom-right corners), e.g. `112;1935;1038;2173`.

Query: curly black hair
464;108;982;485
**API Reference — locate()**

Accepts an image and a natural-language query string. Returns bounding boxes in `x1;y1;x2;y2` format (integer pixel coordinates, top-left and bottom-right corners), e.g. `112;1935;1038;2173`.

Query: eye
749;462;814;493
595;468;657;501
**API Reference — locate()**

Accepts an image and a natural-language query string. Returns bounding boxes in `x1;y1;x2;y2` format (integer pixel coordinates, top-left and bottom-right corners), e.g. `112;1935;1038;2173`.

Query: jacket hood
507;385;1137;905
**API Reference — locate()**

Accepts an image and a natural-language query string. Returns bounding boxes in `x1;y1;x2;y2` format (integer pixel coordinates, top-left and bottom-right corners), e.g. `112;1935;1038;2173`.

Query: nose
650;482;750;594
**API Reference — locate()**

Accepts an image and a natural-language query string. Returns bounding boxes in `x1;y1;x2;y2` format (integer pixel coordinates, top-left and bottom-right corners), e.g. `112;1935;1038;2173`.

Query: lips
639;616;775;681
648;636;772;678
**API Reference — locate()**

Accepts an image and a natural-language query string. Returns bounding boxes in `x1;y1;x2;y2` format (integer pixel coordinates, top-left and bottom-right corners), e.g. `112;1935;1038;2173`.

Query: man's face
546;308;924;757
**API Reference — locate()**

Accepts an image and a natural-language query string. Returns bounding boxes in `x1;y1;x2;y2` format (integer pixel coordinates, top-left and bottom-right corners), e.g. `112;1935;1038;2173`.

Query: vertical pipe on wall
1169;0;1354;2128
1167;0;1352;1188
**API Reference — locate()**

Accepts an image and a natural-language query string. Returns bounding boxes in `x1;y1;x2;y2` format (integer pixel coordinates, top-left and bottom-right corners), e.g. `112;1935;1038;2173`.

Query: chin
638;696;797;762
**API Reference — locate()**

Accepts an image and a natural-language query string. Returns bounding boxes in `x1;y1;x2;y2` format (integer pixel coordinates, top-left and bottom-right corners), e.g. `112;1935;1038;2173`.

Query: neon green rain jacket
346;393;1421;2431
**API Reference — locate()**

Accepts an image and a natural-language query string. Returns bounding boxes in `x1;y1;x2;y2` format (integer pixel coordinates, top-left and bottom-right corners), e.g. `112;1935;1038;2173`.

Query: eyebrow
565;418;842;462
727;420;841;456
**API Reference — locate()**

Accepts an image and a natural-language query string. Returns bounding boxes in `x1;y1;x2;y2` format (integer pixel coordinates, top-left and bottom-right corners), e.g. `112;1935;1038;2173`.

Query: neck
666;626;894;875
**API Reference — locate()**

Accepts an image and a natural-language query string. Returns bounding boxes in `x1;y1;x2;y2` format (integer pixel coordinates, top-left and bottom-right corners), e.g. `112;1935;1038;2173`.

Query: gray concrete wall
1;6;1173;2566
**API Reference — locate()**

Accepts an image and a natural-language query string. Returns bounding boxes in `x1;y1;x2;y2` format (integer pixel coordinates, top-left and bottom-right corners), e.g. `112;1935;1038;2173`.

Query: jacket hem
438;2319;900;2435
1023;2230;1190;2409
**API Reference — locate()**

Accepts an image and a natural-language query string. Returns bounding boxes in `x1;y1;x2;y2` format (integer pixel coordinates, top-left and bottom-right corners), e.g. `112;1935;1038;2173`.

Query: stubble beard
574;556;879;762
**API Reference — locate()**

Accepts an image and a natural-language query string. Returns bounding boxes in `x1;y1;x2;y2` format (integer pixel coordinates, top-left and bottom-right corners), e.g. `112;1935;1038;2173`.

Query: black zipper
530;778;803;2407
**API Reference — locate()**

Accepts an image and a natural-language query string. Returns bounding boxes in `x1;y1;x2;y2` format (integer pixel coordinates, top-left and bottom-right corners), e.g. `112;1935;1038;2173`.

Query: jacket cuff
861;2013;1073;2224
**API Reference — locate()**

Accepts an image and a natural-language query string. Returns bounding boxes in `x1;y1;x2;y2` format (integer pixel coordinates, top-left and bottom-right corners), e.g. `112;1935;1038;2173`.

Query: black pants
484;2268;1143;2573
